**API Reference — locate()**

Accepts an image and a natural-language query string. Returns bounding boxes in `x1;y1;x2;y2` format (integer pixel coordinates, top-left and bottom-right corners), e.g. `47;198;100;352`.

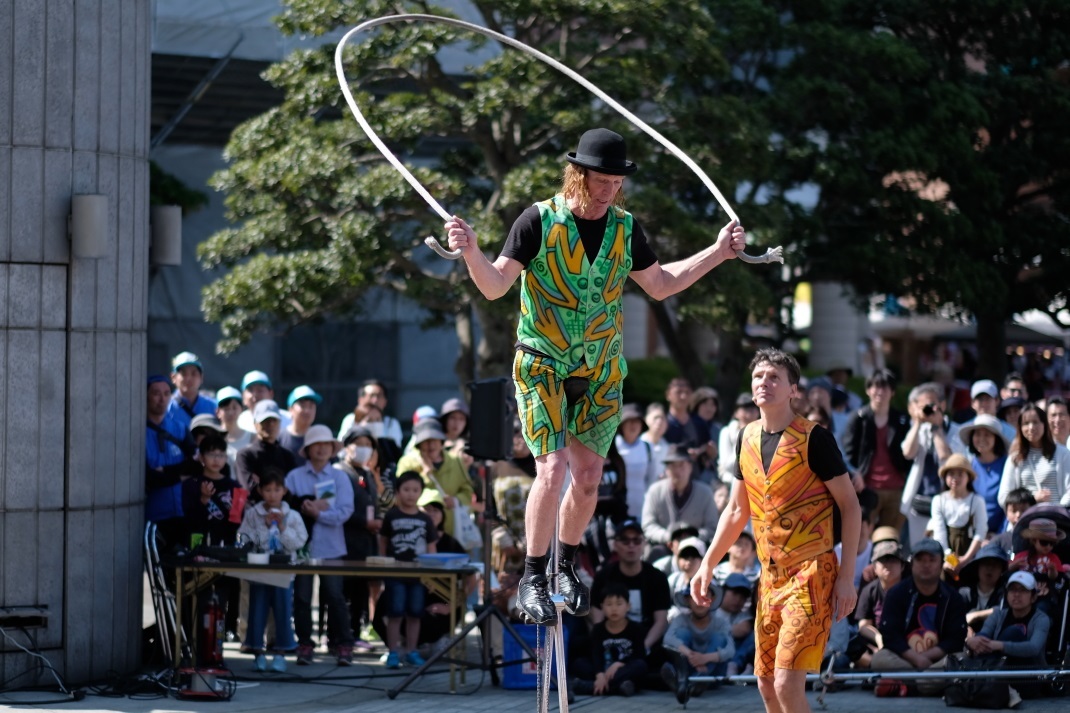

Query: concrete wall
0;0;149;684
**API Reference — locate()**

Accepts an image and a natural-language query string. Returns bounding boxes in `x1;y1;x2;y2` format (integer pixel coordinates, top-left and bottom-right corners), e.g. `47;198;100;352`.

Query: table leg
174;568;184;678
449;573;457;691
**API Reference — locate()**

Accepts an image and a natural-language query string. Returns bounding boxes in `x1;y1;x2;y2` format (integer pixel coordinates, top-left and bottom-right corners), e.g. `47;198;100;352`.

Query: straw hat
938;453;977;482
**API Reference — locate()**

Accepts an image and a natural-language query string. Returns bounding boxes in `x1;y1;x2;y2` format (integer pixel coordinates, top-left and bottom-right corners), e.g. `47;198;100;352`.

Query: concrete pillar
809;281;868;373
0;0;150;684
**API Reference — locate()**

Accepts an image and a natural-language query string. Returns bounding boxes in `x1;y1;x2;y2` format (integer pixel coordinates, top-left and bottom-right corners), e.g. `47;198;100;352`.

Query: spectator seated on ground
570;582;648;698
652;523;700;576
641;445;719;561
711;531;761;585
661;583;734;704
589;519;672;675
871;538;968;697
716;573;756;677
965;570;1052;700
957;541;1009;636
849;539;908;669
667;537;707;621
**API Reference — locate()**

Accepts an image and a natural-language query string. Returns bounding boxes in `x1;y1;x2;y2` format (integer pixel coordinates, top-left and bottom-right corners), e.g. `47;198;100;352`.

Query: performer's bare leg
519;439;603;623
757;670;811;713
524;440;603;557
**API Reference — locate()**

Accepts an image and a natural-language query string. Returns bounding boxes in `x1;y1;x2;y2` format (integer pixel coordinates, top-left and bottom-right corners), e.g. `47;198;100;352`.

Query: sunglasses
1035;540;1056;548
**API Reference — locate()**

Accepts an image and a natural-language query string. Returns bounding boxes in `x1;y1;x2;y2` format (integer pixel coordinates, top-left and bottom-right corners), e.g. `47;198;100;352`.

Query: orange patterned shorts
753;551;837;677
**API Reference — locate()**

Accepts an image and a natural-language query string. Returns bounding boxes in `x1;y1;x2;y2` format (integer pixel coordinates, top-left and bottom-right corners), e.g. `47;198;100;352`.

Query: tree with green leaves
761;0;1070;378
199;0;784;396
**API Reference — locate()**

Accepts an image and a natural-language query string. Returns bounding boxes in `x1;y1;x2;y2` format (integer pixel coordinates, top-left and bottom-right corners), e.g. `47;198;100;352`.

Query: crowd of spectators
146;350;1070;698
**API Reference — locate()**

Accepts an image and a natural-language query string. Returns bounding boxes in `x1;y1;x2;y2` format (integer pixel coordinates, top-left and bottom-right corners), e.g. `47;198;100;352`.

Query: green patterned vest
516;195;634;372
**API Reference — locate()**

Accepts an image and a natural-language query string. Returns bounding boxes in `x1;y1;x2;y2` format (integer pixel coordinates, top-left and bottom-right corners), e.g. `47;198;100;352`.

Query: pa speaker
466;377;515;460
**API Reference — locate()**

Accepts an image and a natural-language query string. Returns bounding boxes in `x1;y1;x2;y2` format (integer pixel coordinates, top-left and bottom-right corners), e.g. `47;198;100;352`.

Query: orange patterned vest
739;416;834;568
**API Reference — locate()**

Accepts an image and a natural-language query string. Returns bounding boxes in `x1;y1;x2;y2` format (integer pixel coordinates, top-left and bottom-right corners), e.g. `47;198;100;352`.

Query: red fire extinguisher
199;589;225;668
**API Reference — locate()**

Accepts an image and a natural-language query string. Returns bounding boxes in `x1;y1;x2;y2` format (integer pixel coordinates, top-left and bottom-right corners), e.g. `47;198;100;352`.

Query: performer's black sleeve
807;425;848;481
630;220;657;272
500;206;543;268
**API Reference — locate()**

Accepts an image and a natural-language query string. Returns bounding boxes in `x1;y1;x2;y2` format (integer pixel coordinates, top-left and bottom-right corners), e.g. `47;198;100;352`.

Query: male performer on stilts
691;348;861;713
445;128;746;624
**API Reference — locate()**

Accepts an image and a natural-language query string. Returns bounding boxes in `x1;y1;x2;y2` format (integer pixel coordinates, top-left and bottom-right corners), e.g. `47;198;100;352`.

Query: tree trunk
974;312;1007;381
472;300;519;380
647;298;706;386
453;304;477;390
711;317;749;403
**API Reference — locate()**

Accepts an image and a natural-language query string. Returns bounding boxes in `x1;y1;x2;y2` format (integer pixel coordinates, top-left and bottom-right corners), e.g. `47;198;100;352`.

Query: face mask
353;445;373;464
363;422;383;438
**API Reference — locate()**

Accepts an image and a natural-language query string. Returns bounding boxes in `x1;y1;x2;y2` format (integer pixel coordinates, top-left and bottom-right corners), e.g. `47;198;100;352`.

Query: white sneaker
254;654;268;672
271;654;287;673
726;662;740;677
1008;686;1022;708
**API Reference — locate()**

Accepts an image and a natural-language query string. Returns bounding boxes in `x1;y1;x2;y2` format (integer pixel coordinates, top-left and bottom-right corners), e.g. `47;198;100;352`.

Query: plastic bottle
268;521;281;554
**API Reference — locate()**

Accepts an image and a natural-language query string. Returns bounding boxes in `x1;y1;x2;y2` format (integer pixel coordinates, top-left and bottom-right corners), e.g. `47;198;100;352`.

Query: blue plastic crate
500;623;568;690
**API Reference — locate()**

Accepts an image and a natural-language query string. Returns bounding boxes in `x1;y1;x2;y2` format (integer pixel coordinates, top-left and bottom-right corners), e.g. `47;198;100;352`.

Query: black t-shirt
734;422;847;481
590;619;646;671
854;578;889;624
590;562;672;637
501;205;658;271
380;507;438;562
181;474;241;545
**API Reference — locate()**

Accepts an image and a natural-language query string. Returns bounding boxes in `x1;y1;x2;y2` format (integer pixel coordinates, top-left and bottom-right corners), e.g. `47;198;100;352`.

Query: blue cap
287;385;322;408
215;386;242;406
723;573;753;592
171;351;203;373
147;374;171;388
241;370;272;392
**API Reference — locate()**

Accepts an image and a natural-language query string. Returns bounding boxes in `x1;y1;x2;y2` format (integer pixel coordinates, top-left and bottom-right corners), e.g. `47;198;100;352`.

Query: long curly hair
561;164;626;216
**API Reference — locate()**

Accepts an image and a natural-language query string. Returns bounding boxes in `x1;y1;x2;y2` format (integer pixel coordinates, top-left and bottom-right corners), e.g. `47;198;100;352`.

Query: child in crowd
379;471;438;668
957;542;1008;635
285;425;355;666
662;583;734;703
928;454;987;575
653;524;700;575
712;531;761;584
181;434;243;547
990;488;1036;555
851;539;907;668
836;500;879;590
572;582;647;697
716;573;755;676
238;471;308;672
667;537;706;620
1008;517;1068;603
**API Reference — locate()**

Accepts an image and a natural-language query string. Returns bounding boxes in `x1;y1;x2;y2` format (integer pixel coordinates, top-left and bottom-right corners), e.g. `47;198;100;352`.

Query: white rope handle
334;13;783;265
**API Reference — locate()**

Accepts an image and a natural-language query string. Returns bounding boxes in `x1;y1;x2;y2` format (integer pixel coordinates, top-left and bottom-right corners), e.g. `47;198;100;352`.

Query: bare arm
691;478;750;604
827;473;861;621
629;220;745;301
444;216;524;300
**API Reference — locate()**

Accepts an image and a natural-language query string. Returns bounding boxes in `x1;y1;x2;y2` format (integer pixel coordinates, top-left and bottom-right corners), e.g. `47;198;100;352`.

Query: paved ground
5;632;1068;713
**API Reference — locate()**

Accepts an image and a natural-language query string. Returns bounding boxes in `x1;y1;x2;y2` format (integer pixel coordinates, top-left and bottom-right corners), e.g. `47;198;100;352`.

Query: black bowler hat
566;128;638;176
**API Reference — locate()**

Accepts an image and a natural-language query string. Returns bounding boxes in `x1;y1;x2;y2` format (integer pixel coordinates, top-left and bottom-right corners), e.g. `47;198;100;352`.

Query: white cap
676;536;707;558
1007;571;1037;591
970;379;999;400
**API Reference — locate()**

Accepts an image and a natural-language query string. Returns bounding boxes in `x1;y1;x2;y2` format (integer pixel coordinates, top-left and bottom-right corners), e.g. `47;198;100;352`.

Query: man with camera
900;383;966;546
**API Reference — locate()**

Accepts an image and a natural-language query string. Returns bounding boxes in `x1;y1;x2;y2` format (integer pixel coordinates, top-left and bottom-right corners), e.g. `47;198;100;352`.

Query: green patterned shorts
512;350;625;458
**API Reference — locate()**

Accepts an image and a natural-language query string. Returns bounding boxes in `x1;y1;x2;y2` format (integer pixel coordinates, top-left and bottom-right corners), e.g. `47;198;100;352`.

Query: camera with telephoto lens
922;404;936;416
